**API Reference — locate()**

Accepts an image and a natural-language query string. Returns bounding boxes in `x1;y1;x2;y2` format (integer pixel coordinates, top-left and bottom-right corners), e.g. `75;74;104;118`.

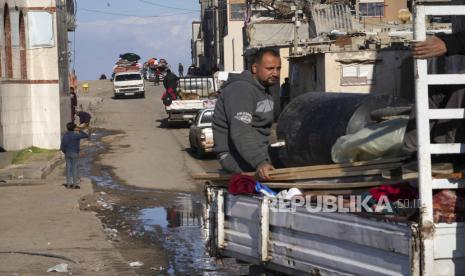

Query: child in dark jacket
60;122;89;188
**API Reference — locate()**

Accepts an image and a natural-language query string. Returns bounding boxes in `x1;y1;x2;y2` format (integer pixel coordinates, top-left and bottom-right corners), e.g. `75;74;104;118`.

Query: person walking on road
60;122;89;189
154;68;161;86
212;49;281;180
178;63;184;77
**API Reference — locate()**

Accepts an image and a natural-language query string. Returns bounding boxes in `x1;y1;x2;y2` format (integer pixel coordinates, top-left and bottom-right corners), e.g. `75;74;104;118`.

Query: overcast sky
72;0;200;80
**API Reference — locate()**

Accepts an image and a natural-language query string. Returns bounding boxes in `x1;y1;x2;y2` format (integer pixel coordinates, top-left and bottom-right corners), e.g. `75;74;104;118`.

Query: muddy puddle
77;130;247;275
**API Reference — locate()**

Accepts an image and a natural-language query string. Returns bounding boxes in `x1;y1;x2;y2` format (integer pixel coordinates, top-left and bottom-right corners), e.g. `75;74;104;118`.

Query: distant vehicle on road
113;72;145;98
164;76;216;124
189;108;214;158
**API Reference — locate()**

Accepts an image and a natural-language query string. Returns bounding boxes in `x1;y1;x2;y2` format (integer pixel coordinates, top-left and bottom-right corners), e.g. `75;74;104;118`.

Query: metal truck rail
204;186;465;275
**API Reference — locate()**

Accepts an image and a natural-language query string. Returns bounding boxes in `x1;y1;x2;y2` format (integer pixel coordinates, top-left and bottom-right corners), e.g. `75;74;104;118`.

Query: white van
113;71;145;98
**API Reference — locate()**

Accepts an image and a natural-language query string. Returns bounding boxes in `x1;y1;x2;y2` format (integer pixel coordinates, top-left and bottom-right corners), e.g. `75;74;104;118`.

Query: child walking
60;122;89;188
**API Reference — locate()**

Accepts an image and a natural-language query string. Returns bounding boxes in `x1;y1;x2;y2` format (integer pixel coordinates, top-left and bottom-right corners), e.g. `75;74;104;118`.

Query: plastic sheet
331;117;408;163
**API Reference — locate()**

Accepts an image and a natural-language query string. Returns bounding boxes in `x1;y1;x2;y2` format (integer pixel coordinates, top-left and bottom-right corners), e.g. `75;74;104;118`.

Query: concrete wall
30;84;62;149
324;50;413;97
279;47;290;85
0;84;32;149
384;0;408;22
0;0;69;150
223;20;244;72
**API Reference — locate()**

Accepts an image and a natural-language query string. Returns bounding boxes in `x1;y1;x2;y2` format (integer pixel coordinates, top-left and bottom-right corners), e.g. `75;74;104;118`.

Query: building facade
0;0;74;150
194;0;246;74
289;48;414;100
359;0;408;24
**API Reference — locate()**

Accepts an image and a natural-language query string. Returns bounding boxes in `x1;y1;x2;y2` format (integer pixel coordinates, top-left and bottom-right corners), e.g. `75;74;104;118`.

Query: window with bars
341;64;375;86
230;3;246;21
359;2;385;17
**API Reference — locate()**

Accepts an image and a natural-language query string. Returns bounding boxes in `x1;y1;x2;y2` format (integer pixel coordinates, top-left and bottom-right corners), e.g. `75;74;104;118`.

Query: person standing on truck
178;63;184;77
163;69;179;96
213;49;281;180
403;32;465;153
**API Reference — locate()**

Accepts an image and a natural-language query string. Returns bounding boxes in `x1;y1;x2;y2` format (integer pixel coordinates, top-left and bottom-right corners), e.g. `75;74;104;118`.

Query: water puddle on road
78;129;229;275
138;195;219;274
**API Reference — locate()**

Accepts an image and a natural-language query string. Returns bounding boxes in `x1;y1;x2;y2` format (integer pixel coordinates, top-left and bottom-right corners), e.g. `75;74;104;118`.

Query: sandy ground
0;167;136;275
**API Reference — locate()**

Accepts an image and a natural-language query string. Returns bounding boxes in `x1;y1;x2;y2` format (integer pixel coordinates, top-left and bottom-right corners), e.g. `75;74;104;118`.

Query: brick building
0;0;74;150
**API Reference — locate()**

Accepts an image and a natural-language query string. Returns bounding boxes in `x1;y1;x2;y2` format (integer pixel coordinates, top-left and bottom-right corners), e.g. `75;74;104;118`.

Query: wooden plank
192;157;405;180
192;163;402;182
269;163;402;181
207;180;401;190
269;157;407;175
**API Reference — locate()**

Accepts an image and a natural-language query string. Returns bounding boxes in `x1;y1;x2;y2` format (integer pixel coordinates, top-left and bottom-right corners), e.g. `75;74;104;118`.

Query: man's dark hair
252;48;280;64
166;69;171;74
66;122;76;131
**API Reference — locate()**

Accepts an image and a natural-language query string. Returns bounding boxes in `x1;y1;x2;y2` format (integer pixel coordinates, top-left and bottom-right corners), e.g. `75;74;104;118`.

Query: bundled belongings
161;88;177;106
433;189;465;223
331;117;409;163
112;53;141;76
120;52;141;62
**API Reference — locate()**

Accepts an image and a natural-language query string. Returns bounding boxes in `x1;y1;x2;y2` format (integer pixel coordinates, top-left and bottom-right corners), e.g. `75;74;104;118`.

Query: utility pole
214;0;221;69
292;1;302;55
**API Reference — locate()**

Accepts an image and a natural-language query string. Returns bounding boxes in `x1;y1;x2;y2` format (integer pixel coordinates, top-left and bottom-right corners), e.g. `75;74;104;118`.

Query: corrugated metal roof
311;4;354;34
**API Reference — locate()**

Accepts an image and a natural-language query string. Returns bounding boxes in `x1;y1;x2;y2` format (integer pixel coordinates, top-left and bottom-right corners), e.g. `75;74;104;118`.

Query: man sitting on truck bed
213;49;281;180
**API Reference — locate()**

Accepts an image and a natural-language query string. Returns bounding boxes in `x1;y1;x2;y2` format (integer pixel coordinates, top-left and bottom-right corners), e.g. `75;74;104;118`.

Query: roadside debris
47;263;68;273
103;227;119;241
129;261;144;267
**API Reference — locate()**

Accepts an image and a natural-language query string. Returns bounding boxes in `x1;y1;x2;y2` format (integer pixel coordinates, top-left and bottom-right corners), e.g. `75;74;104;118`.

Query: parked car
189;108;214;158
113;71;145;98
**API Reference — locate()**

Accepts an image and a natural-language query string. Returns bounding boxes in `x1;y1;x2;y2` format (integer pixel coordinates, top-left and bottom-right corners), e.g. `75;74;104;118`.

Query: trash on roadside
97;199;113;210
129;261;144;267
47;263;68;273
104;228;119;241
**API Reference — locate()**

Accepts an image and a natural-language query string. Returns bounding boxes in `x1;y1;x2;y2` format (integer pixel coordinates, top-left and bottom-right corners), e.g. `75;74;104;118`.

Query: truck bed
205;188;465;275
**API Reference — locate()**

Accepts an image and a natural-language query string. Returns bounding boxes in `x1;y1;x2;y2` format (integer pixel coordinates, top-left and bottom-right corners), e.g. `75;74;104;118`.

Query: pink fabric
369;183;417;202
228;174;256;195
161;88;176;100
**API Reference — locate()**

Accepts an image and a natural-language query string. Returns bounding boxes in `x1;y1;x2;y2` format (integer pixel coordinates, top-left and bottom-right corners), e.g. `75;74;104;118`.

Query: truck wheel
189;140;203;158
140;92;145;99
195;148;205;159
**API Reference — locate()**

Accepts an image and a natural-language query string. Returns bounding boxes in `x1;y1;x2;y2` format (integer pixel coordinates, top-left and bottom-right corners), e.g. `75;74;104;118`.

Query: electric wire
138;0;200;12
80;8;197;18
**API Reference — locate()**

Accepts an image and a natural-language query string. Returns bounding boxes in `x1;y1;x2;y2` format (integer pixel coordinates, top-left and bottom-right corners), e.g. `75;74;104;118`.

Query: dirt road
83;79;218;192
75;80;226;274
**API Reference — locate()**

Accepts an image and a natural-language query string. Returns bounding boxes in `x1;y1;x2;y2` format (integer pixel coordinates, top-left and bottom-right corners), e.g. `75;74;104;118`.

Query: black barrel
277;92;410;166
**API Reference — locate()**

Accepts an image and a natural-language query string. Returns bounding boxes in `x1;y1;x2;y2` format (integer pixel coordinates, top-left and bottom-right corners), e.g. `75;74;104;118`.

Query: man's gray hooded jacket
213;71;274;172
